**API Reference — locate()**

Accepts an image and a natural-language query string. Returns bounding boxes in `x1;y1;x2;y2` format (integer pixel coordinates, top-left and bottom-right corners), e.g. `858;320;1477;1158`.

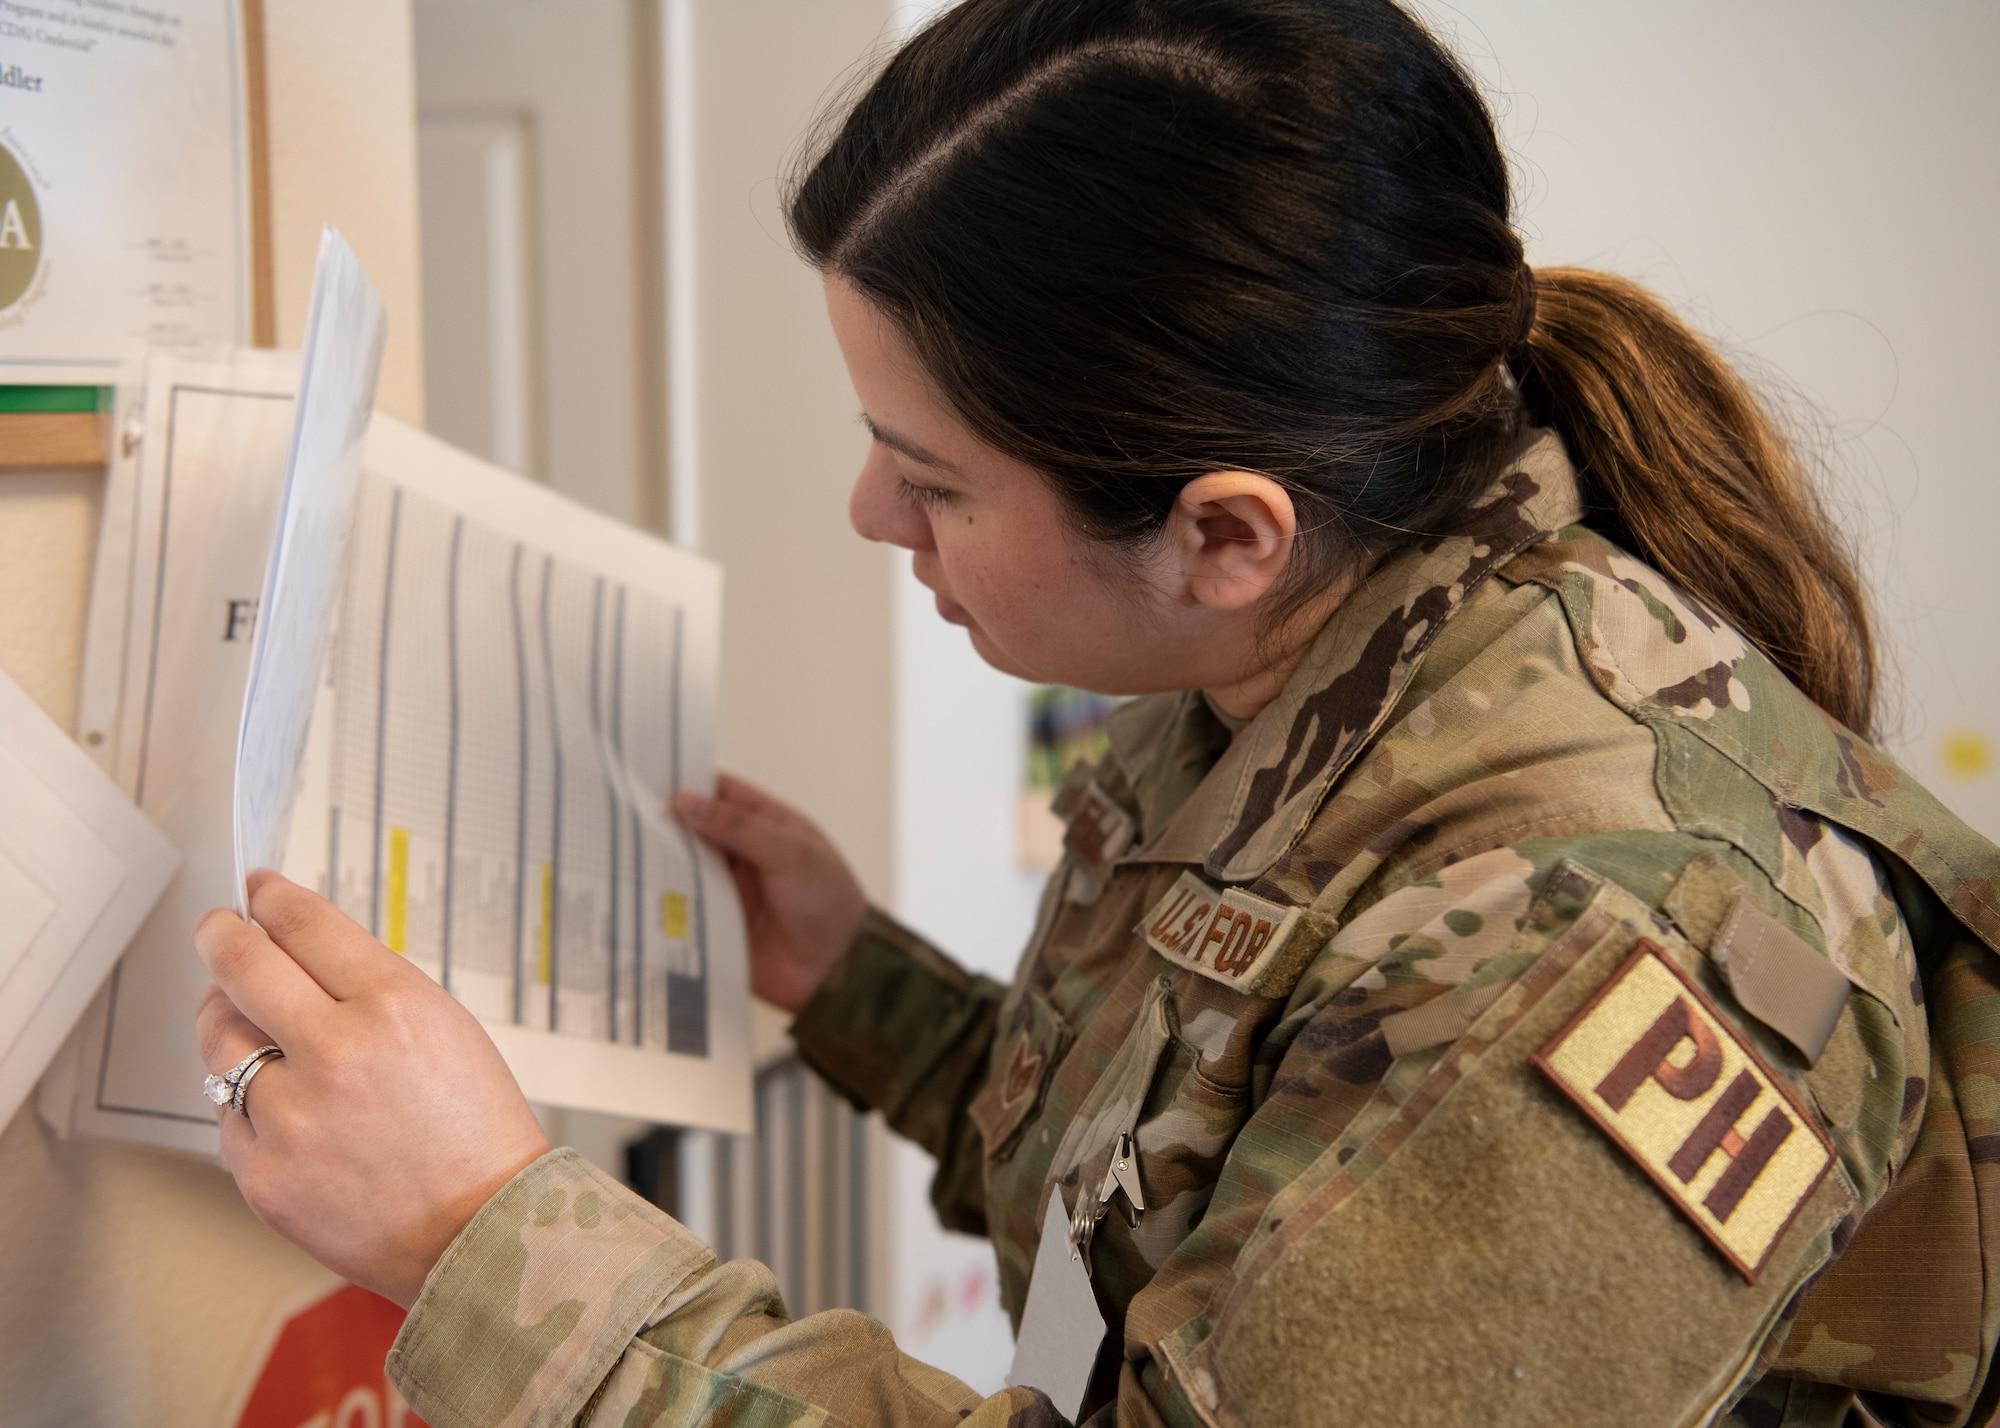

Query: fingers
714;772;781;809
674;784;808;869
195;984;286;1149
193;904;331;1044
194;983;275;1075
244;871;403;1001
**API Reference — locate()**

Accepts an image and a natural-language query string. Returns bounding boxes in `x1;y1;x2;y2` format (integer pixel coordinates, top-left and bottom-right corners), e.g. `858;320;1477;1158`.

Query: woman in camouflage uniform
194;1;2000;1424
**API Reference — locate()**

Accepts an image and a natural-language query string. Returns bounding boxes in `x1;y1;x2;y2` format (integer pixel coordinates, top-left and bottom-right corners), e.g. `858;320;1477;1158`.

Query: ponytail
1515;267;1879;737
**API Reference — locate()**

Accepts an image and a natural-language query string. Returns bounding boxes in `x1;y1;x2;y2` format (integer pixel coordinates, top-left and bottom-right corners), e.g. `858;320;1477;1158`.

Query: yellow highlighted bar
662;890;688;939
537;861;554;985
386;828;409;953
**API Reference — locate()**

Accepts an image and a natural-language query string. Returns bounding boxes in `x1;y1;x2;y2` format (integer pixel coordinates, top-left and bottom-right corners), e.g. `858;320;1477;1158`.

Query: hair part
789;0;1879;735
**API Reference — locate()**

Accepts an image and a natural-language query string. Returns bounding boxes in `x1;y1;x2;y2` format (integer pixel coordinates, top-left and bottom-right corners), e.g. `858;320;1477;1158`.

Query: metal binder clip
1067;1131;1146;1278
1098;1131;1146;1227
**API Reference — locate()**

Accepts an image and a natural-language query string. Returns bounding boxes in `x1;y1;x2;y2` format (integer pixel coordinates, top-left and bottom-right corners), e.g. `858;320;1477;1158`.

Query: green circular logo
0;139;42;313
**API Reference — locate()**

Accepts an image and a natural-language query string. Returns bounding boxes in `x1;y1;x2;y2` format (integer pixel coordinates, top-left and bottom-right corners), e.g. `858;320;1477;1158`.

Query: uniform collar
1109;431;1583;882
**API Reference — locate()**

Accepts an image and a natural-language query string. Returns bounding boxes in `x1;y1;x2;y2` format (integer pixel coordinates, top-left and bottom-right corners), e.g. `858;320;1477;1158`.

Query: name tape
1139;871;1304;995
1532;939;1833;1281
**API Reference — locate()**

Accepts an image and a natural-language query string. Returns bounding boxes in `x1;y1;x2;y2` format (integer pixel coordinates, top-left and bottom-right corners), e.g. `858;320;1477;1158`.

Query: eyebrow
860;414;960;474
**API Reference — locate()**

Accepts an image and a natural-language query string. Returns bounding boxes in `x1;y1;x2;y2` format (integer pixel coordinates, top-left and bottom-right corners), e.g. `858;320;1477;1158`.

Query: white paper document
43;348;299;1153
302;419;748;1128
0;0;252;381
0;666;177;1133
234;229;386;908
47;359;750;1151
1007;1193;1109;1418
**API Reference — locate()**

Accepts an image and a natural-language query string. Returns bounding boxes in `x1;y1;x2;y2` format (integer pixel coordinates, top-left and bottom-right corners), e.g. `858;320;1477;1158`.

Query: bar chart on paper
50;376;748;1156
322;473;715;1057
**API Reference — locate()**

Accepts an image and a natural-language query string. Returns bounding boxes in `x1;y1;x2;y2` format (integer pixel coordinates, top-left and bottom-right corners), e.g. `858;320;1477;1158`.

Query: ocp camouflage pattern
387;433;2000;1428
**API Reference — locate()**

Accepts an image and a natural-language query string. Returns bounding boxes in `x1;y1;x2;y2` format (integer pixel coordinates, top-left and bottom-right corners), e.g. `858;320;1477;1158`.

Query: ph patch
1139;872;1308;996
1531;940;1833;1281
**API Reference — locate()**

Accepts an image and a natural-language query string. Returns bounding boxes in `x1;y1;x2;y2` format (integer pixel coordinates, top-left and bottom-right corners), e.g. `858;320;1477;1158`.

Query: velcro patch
1710;893;1852;1066
1139;872;1305;995
1532;939;1833;1281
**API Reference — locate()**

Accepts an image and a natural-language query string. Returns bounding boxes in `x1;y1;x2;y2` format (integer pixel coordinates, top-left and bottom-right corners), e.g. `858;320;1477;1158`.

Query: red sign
236;1284;430;1428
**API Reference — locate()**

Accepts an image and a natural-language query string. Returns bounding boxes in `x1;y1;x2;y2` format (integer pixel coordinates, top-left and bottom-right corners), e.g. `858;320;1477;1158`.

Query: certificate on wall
0;1;252;383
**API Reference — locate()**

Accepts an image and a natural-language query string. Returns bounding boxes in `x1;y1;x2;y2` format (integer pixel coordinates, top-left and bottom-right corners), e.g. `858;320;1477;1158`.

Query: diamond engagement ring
203;1044;283;1116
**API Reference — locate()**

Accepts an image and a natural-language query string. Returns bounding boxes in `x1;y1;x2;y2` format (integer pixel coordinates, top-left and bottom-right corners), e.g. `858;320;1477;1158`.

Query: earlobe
1174;472;1297;613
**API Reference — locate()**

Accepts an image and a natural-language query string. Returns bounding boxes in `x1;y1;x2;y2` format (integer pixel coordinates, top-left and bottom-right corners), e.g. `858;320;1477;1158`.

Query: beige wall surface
265;0;427;425
413;0;664;527
685;0;899;903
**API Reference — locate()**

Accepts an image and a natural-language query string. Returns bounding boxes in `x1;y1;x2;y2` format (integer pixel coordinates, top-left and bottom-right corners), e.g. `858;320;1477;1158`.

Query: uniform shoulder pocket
970;986;1074;1162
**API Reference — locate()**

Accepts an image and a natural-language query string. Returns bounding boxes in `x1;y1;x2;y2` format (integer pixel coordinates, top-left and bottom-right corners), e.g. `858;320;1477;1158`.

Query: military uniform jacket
385;434;2000;1428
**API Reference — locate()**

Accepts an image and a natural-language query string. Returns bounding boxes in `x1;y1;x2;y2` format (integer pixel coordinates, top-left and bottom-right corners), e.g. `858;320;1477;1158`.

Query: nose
849;444;933;552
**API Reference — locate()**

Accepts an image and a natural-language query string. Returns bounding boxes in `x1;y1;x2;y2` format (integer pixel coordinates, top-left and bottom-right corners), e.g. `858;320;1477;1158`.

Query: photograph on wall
1019;684;1123;872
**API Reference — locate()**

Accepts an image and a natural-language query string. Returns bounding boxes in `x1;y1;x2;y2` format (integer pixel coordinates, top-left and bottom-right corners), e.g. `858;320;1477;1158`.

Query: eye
896;475;956;510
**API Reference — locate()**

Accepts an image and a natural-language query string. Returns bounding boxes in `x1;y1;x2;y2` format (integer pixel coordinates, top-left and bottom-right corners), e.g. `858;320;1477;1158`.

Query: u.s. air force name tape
1139;872;1311;995
1531;939;1834;1281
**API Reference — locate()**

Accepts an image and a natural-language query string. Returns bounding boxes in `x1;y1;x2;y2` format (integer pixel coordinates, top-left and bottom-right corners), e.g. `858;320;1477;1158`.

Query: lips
912;557;969;626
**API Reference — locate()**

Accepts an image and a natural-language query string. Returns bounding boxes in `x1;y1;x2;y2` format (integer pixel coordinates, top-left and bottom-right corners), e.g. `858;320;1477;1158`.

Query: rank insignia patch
1531;939;1833;1281
1139;872;1306;995
1064;780;1137;872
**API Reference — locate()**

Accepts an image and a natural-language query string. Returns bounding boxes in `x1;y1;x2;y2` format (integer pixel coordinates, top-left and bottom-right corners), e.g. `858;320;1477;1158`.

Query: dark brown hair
787;0;1877;734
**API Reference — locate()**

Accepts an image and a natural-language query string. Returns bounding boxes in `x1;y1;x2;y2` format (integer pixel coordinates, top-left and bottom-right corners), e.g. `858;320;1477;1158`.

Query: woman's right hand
673;774;867;1014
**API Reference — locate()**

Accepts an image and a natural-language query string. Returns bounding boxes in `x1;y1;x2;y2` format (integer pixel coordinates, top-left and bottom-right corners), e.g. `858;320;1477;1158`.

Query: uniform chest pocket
970;986;1073;1161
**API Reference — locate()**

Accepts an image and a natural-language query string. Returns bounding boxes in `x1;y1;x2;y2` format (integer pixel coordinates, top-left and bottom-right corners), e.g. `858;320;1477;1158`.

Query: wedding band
203;1043;282;1113
231;1046;283;1117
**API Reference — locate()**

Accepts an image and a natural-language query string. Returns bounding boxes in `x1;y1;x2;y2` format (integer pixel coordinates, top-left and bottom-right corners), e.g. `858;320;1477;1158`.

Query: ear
1167;471;1297;612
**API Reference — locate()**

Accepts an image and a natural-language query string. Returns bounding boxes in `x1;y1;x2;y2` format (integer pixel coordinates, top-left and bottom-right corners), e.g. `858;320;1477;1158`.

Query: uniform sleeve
1128;853;1924;1428
386;1148;1064;1428
790;906;1005;1233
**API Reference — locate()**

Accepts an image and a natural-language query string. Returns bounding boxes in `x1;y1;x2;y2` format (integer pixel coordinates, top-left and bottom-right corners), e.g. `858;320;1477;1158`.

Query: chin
962;624;1034;681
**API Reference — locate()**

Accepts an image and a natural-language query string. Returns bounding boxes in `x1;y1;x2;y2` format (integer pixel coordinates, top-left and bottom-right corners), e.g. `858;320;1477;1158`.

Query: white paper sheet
48;355;750;1151
0;0;252;381
298;416;749;1130
233;229;386;909
0;667;177;1131
42;349;298;1154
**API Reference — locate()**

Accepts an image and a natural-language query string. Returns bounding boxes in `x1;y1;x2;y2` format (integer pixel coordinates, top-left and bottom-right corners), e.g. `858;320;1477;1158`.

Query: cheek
935;519;1039;606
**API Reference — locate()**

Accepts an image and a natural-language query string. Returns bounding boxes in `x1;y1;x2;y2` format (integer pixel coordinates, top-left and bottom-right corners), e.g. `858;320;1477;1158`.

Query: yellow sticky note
662;891;688;939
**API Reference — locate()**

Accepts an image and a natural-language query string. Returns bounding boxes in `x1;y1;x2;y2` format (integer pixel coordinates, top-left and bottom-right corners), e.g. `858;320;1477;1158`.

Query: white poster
0;0;250;382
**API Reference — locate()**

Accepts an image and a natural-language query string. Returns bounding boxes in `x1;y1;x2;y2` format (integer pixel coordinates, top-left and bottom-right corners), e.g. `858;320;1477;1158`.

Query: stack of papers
0;667;176;1131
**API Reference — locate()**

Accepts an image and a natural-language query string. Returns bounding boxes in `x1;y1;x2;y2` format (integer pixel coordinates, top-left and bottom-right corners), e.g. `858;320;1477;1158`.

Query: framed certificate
0;0;266;383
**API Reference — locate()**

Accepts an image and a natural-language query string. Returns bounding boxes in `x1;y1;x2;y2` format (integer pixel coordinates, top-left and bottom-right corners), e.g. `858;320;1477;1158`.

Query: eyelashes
897;476;956;510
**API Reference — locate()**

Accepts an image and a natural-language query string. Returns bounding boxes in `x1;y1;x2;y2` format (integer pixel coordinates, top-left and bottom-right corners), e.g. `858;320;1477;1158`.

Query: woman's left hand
193;870;551;1309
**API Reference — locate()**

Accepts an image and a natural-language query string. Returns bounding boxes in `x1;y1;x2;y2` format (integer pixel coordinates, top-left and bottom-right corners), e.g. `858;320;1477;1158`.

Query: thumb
673;789;800;870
